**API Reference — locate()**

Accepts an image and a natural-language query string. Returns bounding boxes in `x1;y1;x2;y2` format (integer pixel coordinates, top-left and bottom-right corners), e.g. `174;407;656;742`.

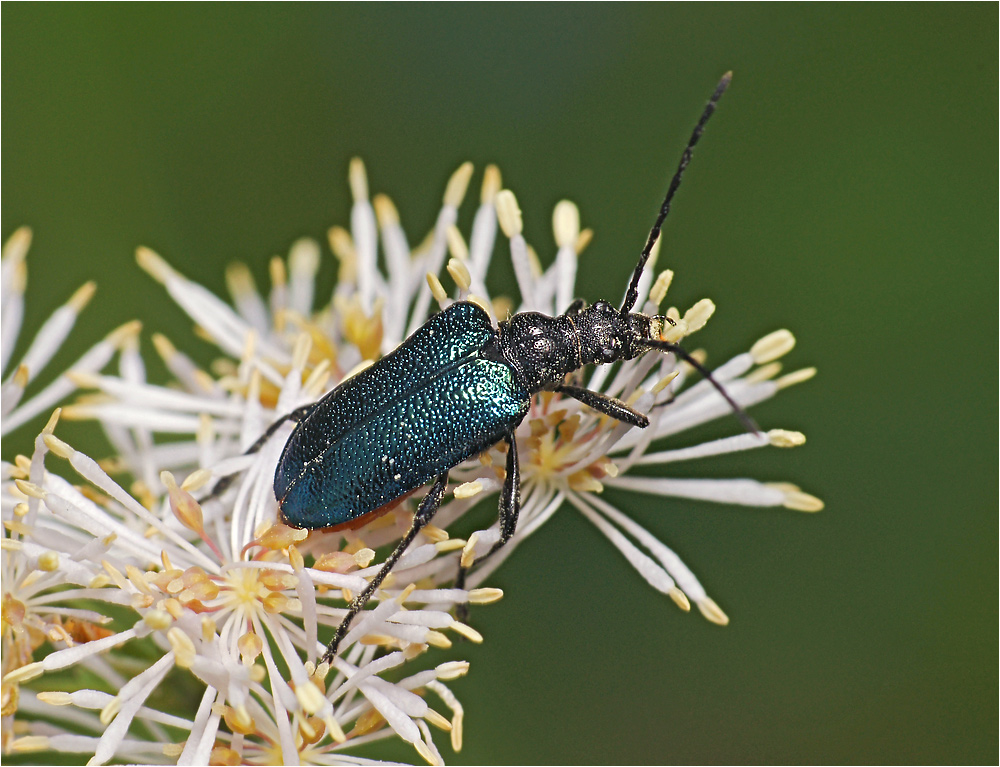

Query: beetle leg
321;471;450;664
555;383;650;428
455;434;520;621
202;403;316;502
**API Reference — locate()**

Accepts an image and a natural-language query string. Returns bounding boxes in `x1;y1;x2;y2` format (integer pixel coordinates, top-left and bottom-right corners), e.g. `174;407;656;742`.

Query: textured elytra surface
275;302;529;528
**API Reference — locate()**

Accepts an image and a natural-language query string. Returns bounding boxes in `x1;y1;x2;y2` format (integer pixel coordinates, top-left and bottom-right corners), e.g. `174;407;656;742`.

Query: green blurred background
3;4;996;764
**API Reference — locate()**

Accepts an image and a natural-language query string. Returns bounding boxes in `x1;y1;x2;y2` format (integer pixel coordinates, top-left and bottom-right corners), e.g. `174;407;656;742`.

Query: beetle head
573;300;672;364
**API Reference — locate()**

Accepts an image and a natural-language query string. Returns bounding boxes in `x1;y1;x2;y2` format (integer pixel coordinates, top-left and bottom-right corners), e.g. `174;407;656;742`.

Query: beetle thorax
494;312;581;392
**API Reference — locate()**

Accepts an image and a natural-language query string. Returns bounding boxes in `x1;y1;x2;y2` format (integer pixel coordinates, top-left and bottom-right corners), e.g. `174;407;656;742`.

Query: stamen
648;269;674;308
443;162;475;208
446;258;472;292
751;329;796;364
446;226;469;262
481;164;502;203
767;429;806;447
696;596;729;626
426;273;448;308
553;200;580;249
683;298;715;333
495;190;522;237
435;661;470;680
776;367;817;389
349;157;369;202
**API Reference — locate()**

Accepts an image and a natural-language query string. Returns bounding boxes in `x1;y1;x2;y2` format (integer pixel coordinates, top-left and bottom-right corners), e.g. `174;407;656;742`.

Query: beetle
212;73;755;665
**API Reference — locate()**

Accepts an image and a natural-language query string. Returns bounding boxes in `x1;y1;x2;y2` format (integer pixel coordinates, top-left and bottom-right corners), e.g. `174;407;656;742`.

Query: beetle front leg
555;383;650;428
321;471;450;665
455;434;520;619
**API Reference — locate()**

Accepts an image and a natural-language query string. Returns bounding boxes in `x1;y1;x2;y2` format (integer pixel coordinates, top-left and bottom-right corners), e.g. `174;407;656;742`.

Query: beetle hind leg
320;471;450;665
201;402;316;502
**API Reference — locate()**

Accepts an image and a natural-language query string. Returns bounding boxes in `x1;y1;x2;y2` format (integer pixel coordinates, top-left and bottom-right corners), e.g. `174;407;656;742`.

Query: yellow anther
180;469;212;493
161;471;204;534
168;627;196;668
349;157;369;202
11;736;49;753
2;226;32;264
225;262;256;299
427;273;448;308
746;361;783;382
256;522;309;550
495;190;523;237
780;488;824;512
553;200;580;249
776;367;817;390
36;691;73;706
696;597;730;626
397;582;417;604
460;533;479;569
447;257;472;291
326;713;347;743
295;680;327;716
446;226;469;261
288;545;305;571
683;298;715;333
224;704;256;735
262;593;291;613
68;280;97;312
443;162;474;208
353;548;376;568
424;709;452;731
135;247;177;284
648;269;674;308
466;294;491;316
668;587;691;611
260;570;299;591
751;329;796;364
454;479;483;499
481;164;502;203
768;429;806;447
425;631;452;649
435;660;470;680
652;370;680;394
450;622;483;643
373;193;399;227
435;538;467;553
3;661;43;685
421;524;449;544
468;587;503;604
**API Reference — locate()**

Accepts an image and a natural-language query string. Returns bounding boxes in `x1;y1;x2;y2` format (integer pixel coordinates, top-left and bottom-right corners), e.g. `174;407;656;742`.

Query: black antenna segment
621;72;732;314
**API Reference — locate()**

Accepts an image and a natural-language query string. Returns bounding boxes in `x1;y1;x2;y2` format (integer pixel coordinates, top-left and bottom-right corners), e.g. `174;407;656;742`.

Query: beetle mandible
215;72;755;665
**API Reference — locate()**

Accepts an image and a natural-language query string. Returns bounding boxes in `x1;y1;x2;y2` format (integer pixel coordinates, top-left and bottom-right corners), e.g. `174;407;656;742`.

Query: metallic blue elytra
274;301;529;529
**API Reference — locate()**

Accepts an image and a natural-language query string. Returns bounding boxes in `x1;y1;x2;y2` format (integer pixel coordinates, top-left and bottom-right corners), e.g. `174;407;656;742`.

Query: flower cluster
1;159;819;764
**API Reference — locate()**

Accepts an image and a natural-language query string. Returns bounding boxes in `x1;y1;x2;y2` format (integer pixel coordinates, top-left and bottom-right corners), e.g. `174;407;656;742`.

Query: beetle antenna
637;336;760;435
621;71;732;314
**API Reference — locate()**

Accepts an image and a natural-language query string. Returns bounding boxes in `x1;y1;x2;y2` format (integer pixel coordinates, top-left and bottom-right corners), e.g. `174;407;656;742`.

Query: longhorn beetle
211;72;756;665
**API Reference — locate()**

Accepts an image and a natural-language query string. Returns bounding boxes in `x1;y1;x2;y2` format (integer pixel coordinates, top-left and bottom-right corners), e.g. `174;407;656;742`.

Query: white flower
2;158;819;764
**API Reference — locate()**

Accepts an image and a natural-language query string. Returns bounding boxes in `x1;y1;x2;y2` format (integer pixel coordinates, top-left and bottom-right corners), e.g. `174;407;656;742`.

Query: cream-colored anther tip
495;190;523;237
751;329;795;364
